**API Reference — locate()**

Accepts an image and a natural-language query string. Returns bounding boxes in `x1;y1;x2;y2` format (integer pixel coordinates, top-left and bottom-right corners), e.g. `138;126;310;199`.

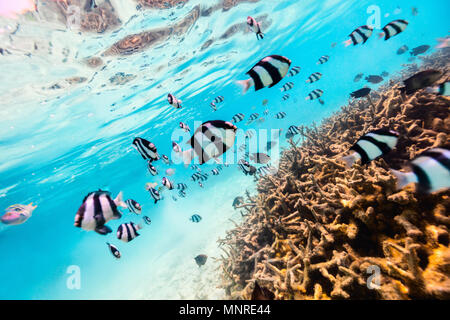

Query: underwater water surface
0;0;449;299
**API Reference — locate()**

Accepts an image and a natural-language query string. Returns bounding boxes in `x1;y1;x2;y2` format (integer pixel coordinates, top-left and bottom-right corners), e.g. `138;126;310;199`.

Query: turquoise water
0;0;448;299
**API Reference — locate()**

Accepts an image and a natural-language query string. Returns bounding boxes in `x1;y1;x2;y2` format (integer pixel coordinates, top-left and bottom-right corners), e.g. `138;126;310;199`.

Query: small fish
263;109;269;115
245;130;255;139
216;165;223;171
162;177;174;190
74;190;126;235
117;222;142;243
249;113;259;121
318;99;325;105
282;94;290;101
255;164;277;177
250;153;271;164
1;203;37;225
238;159;257;176
306;72;322;83
172;141;182;154
106;242;121;259
178;190;187;198
143;216;152;225
231;113;245;123
425;82;449;96
247;16;264;40
237;55;292;94
400;70;442;94
172;195;178;202
190;164;199;171
191;172;208;182
331;42;337;48
162;155;170;165
210;102;217;111
280;82;294;92
391;148;450;194
340;129;399;167
251;281;275;300
365;75;383;84
194;254;208;267
232;197;244;209
147;162;158;176
397;45;409;55
167;93;182;109
350;87;371;98
275;112;286;119
262;99;269;106
288;66;301;77
177;183;188;191
380;71;389;77
210;96;224;110
147;187;161;204
179;122;190;132
306;89;323;100
190;214;202;223
379;20;409;40
198;181;204;188
354;73;364;82
410;45;430;56
133;138;160;161
126;199;142;214
211;168;220;175
317;55;329;65
344;25;373;46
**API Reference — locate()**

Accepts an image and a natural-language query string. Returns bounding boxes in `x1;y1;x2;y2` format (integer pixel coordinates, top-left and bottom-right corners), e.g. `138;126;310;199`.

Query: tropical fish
194;254;208;267
365;75;383;84
172;141;182;154
318;99;325;105
1;203;37;225
133;138;159;161
211;168;220;175
190;214;202;223
350;87;371;98
306;89;323;100
125;199;141;214
275;112;286;119
390;148;450;194
250;153;271;164
147;187;161;204
167;93;182;109
306;72;322;83
397;45;409;55
340;129;399;167
231;113;245;123
74;190;126;235
263;109;269;115
177;183;188;191
117;222;142;243
162;177;174;190
425;82;449;96
176;120;237;165
162;154;170;165
251;281;275;300
191;172;208;182
248;113;259;121
237;55;292;93
232;196;244;209
344;25;373;46
280;82;294;92
245;130;255;139
106;242;121;259
282;94;290;101
147;162;158;176
178;190;186;198
262;99;269;106
179;122;190;132
380;71;389;77
238;159;257;176
255;164;278;177
410;45;430;56
247;16;264;40
198;181;204;188
354;73;364;82
143;216;152;225
288;66;301;77
210;96;225;109
379;20;409;40
400;70;442;94
317;55;329;64
286;125;300;139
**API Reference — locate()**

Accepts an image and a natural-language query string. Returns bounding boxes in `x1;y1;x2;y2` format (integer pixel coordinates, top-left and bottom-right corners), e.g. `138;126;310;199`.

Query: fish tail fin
236;79;252;94
343;39;352;47
390;169;416;191
340;153;358;168
114;191;127;208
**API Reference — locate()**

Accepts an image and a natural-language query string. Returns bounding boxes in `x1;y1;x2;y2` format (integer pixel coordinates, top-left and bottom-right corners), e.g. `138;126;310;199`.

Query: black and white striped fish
231;113;245;123
179;122;190;132
238;144;246;152
211;169;220;175
162;177;174;190
306;72;322;83
143;216;152;225
117;222;142;243
74;190;126;235
216;164;223;171
210;102;217;111
198;181;204;188
147;162;158;176
191;172;208;181
211;96;224;106
249;113;259;121
275;112;286;119
179;120;238;165
161;155;169;165
148;187;161;204
317;55;329;65
247;16;264;40
178;190;186;198
263;109;269;115
168;93;182;109
172;141;182;154
245;130;255;139
177;183;188;191
238;159;257;176
306;89;323;100
190;164;199;171
391;148;450;194
172;195;178;202
288;66;301;77
237;55;292;93
106;242;121;259
286;125;300;139
280;82;294;92
341;129;399;167
190;214;202;223
126;199;141;214
133;138;159;161
344;25;373;46
282;94;290;101
379;20;408;40
255;164;278;177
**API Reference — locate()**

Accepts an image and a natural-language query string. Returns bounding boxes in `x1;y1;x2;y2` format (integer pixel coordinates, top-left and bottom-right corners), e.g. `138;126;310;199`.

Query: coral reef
219;49;450;300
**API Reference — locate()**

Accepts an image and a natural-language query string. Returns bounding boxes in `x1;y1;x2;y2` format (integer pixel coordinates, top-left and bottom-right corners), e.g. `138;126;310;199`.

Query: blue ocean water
0;0;448;299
